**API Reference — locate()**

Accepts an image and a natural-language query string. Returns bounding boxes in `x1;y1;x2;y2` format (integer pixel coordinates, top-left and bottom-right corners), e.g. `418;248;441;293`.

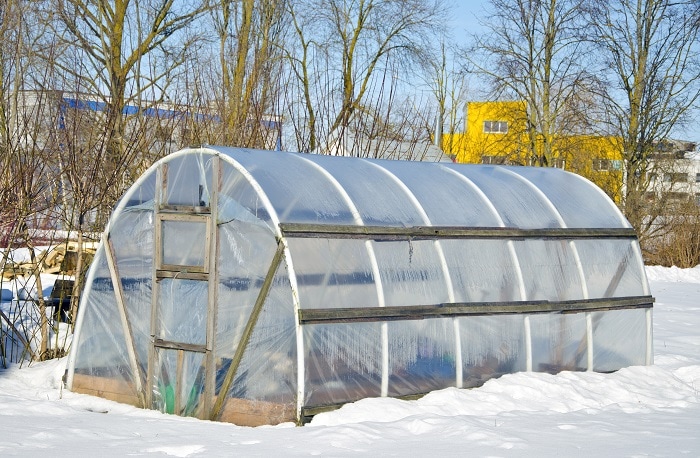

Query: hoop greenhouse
66;146;653;426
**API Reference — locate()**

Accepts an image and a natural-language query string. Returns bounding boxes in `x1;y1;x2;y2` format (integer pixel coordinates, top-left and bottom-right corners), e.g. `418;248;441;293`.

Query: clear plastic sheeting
67;146;653;427
157;279;208;345
303;322;383;406
591;308;648;371
386;319;456;398
460;315;526;387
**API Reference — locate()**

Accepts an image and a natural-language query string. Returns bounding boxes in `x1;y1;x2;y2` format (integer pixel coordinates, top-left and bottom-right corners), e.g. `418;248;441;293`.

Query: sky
451;1;487;41
0;264;698;456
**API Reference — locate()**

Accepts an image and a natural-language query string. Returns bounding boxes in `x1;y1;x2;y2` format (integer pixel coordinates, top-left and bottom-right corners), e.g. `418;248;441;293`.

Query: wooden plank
210;241;287;421
105;236;146;406
158;212;211;222
155;270;209;281
298;295;655;325
218;398;296;427
175;349;184;415
147;163;166;408
203;156;221;419
71;377;297;427
279;223;638;241
159;205;211;215
71;373;140;407
153;339;208;353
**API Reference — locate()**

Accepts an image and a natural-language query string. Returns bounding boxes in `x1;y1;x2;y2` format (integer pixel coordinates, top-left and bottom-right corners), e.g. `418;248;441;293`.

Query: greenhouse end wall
66;146;653;426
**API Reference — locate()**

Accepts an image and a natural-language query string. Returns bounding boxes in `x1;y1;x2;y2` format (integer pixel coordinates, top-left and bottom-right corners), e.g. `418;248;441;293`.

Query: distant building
316;131;453;162
645;139;700;210
7;90;283;235
442;100;625;201
443;101;528;165
442;100;700;211
12;90;283;154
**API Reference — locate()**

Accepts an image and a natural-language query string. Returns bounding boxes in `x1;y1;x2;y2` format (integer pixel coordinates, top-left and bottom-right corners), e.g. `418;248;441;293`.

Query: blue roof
60;97;217;122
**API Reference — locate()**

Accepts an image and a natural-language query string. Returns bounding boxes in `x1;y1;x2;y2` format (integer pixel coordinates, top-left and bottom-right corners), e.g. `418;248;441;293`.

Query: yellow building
443;101;624;202
443;101;528;165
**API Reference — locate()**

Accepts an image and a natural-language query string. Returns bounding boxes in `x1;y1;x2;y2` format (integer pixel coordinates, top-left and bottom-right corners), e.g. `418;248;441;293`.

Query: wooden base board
218;397;297;427
71;373;141;407
71;373;297;426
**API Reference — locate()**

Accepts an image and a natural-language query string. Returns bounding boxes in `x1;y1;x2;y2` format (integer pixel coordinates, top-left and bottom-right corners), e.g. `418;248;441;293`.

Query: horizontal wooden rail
156;270;209;281
298;295;654;325
279;223;638;241
159;204;211;215
153;338;208;353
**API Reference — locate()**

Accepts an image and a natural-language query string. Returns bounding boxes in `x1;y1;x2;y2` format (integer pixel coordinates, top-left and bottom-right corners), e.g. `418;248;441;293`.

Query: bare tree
420;40;470;157
284;1;324;151
211;0;287;148
586;0;700;235
284;0;446;153
46;0;210;326
472;0;593;167
50;0;209;217
0;0;63;361
54;0;209;161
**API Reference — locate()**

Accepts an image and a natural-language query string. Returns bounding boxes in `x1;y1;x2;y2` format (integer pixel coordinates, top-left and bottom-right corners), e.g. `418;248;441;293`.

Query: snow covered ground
1;265;698;456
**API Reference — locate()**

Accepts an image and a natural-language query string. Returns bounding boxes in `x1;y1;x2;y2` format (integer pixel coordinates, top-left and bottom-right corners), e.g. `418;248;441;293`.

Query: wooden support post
210;241;286;421
104;235;146;406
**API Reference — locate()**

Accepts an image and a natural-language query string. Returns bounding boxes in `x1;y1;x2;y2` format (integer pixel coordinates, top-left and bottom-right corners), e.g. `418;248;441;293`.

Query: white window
664;172;688;183
593;159;611;171
593;159;622;172
667;191;689;203
483;121;508;133
481;155;507;165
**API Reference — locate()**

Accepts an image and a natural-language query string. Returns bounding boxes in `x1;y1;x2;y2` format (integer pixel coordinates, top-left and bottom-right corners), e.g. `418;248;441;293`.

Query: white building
646;139;700;209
